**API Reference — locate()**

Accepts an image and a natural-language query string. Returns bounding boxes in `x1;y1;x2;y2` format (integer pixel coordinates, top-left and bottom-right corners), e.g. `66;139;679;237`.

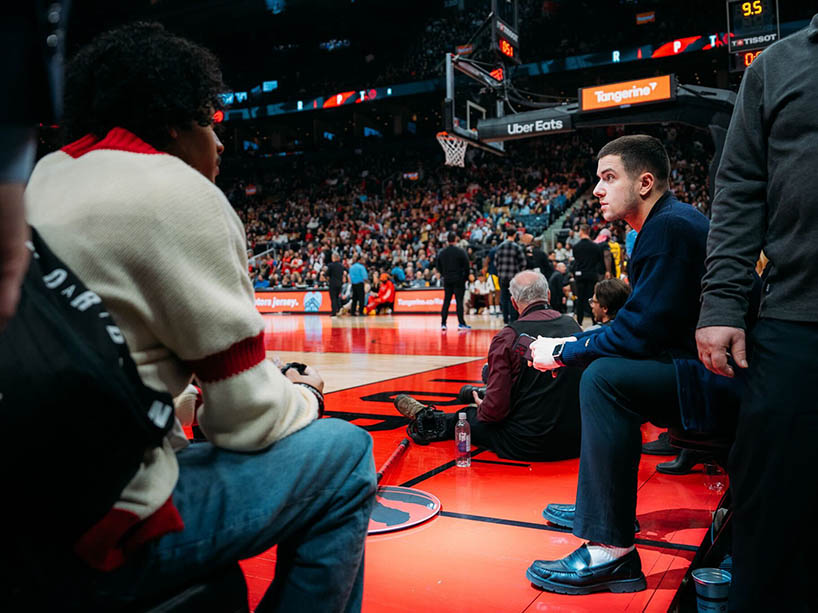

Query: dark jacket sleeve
698;68;767;329
477;327;517;423
562;246;700;367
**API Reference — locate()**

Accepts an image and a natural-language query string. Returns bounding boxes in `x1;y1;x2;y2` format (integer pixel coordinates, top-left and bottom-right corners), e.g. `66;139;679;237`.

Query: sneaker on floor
458;323;471;330
441;324;447;331
641;431;677;456
393;394;429;419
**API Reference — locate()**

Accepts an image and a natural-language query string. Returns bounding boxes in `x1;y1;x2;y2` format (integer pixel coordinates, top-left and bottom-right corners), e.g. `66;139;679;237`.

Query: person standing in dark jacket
526;135;743;596
548;262;570;314
435;232;470;330
696;15;818;611
571;224;604;326
326;252;346;317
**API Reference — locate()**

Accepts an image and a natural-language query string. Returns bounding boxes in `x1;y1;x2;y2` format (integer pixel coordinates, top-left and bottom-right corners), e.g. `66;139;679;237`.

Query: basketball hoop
436;131;469;167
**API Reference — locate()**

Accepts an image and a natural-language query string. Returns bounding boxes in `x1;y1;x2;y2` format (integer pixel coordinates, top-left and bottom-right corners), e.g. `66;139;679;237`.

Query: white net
436;131;469;167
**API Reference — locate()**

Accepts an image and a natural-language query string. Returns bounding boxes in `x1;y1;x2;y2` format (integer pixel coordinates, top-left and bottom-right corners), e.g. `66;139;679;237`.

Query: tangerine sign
580;74;675;112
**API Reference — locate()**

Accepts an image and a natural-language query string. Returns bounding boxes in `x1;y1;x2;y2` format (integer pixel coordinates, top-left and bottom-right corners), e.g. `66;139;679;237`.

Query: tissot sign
478;108;574;142
579;74;675;112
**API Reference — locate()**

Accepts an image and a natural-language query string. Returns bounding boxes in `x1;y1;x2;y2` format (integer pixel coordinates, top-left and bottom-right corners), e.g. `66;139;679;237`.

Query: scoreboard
726;0;780;72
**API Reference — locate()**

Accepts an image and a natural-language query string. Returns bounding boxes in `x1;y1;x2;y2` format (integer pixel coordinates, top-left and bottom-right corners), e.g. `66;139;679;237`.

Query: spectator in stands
548;262;571;314
24;22;375;611
349;255;368;316
588;278;630;327
254;272;270;289
410;270;427;288
571;224;604;326
696;16;818;610
436;231;470;331
495;228;527;324
526;135;740;596
393;270;582;461
554;241;570;263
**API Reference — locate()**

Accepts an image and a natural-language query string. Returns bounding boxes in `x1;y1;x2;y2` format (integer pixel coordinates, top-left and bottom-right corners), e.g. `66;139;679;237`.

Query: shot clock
491;0;520;64
726;0;779;71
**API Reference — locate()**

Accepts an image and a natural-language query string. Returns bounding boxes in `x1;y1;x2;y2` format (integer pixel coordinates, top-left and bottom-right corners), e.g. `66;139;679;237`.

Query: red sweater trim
184;332;266;383
61;127;163;158
73;497;184;571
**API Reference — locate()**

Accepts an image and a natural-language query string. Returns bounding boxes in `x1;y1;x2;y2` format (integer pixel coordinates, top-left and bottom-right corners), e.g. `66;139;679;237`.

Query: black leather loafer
526;544;647;595
542;503;640;533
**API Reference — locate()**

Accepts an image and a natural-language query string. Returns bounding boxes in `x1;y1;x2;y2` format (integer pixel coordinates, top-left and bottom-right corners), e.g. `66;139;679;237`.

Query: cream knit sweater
25;128;317;570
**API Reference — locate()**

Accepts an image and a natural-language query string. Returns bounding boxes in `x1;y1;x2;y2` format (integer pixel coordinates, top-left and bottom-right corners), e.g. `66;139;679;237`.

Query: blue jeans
67;418;376;612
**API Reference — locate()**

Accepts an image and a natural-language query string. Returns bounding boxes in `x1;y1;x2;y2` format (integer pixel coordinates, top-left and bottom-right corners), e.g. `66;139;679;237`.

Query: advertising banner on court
254;289;458;314
579;74;675;112
393;289;457;314
255;290;330;313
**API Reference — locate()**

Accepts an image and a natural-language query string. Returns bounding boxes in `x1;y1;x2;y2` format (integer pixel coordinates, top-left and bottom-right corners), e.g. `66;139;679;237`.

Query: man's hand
0;185;31;330
272;355;325;393
696;326;748;378
530;335;577;371
472;390;483;407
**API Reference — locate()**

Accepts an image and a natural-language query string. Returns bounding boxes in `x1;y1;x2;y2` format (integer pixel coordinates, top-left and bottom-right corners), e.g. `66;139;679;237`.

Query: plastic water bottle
455;412;471;467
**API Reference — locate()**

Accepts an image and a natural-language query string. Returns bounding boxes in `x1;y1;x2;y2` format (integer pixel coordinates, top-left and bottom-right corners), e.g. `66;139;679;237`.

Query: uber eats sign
477;108;574;142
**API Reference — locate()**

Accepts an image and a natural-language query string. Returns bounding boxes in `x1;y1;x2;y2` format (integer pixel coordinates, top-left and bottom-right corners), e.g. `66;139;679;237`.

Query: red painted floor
239;315;725;612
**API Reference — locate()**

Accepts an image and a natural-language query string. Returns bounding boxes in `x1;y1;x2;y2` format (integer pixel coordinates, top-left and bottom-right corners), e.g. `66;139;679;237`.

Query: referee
435;232;470;330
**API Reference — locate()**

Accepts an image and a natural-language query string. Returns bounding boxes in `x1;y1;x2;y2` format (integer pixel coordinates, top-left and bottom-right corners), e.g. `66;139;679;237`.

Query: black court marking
399;448;488;487
324;357;484;395
438;511;700;553
472;459;531;467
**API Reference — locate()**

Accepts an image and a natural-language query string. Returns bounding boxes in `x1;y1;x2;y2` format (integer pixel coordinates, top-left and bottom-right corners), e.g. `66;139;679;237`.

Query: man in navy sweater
525;135;741;595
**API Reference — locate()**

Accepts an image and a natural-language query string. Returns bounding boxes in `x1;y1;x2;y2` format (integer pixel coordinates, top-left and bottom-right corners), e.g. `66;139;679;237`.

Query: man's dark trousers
574;275;596;326
329;284;342;315
572;357;681;547
728;319;818;613
441;282;466;326
499;278;517;324
351;283;364;315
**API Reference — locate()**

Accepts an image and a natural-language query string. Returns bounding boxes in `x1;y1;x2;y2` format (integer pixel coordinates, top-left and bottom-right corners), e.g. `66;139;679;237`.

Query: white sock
585;543;635;566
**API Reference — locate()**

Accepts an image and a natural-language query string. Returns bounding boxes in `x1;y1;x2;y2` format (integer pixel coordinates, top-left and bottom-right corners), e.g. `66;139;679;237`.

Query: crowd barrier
254;288;459;314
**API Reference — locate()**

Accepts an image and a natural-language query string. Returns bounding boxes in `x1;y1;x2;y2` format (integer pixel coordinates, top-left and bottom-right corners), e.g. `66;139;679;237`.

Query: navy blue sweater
561;192;740;431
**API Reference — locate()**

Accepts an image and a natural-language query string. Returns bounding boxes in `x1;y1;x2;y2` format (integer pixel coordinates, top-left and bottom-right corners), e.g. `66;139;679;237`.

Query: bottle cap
458;412;467;420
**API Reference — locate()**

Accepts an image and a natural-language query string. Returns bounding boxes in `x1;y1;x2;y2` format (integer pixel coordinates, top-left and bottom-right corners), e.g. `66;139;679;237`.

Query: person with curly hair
24;22;375;612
